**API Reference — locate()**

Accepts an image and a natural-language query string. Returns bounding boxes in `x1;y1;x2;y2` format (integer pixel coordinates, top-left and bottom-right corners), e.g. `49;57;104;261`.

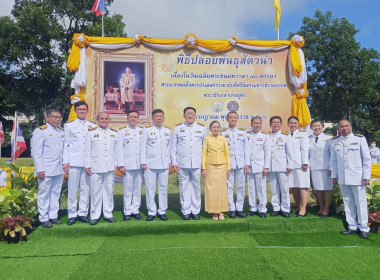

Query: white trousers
340;185;370;232
37;175;64;222
227;168;245;212
67;166;90;218
247;172;267;213
269;172;290;212
90;172;115;220
179;168;201;215
122;169;143;215
144;168;168;216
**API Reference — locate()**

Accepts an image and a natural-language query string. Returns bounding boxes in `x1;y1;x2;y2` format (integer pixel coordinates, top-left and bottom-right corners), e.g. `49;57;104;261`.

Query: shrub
0;215;34;243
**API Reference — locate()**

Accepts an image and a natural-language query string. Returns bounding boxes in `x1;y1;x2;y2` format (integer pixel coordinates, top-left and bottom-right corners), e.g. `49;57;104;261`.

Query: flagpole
12;112;17;163
102;13;104;37
277;27;279;40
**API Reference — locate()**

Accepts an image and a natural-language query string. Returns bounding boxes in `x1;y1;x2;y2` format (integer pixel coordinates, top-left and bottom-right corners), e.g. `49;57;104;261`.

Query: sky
0;0;379;52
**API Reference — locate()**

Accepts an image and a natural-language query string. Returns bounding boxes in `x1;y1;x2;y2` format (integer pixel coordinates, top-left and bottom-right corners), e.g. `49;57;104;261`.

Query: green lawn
1;158;379;279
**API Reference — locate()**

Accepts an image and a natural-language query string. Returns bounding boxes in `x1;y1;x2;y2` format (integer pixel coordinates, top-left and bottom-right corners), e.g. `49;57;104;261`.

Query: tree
290;10;380;138
0;0;126;141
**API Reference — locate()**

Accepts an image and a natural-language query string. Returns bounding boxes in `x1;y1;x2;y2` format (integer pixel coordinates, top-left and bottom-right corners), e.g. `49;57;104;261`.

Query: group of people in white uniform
31;101;373;239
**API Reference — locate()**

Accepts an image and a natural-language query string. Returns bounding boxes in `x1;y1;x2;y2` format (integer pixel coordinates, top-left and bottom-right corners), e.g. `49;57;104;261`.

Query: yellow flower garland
184;33;198;49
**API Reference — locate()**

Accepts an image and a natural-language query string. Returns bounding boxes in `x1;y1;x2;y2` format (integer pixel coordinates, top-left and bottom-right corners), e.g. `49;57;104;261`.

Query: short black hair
152;109;164;116
209;120;220;130
338;119;351;126
74;101;88;110
227;111;238;118
46;109;61;116
251;116;262;124
128;110;139;116
310;119;324;128
287;116;299;123
183;107;196;114
269;116;282;125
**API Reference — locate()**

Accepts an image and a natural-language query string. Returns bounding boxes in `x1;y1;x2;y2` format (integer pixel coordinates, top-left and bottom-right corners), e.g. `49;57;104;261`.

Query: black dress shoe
146;215;155;221
67;218;77;225
229;211;236;218
282;212;290;218
340;229;358;235
131;213;142;220
158;214;168;221
104;217;116;223
40;221;53;228
183;214;191;220
359;231;369;239
123;215;131;221
49;219;62;225
258;212;267;218
191;213;200;220
319;213;329;218
247;211;258;216
291;210;299;215
296;213;307;218
271;211;280;216
77;216;89;223
236;211;246;218
89;219;99;225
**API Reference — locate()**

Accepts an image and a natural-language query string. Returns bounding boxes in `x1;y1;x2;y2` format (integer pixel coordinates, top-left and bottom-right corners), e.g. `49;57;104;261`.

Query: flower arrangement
73;33;89;48
184;33;198;49
291;35;305;48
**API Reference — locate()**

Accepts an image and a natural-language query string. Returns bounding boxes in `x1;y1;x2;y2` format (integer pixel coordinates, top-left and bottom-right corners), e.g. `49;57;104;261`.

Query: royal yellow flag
273;0;282;31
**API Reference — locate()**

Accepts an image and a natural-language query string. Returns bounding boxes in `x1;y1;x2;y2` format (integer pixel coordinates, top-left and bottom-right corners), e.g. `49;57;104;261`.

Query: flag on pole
11;114;27;161
273;0;282;31
0;121;4;145
91;0;107;16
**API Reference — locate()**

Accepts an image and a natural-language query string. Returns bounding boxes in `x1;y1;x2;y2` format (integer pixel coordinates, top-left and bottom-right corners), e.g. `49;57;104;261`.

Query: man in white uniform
221;112;250;218
268;116;292;218
63;101;97;225
369;140;380;164
32;109;64;228
120;67;135;114
330;120;371;239
85;112;118;225
246;117;271;218
171;107;206;220
140;109;171;221
116;110;144;221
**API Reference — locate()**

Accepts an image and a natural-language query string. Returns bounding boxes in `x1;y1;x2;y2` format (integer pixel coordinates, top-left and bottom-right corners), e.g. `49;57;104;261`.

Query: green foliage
290;10;380;138
331;184;345;215
367;179;380;213
0;215;34;243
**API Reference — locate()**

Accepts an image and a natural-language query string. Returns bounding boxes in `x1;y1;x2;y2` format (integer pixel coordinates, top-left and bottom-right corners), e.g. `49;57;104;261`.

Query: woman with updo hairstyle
286;116;310;217
202;121;230;220
308;119;333;217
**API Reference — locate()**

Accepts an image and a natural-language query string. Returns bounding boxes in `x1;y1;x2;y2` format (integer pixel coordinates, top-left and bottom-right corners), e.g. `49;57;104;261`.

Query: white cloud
109;0;305;39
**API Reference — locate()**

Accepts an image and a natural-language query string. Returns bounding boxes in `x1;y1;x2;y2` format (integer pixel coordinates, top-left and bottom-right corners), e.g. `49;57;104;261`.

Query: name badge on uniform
164;133;169;136
295;136;300;139
257;138;263;141
195;130;201;133
350;142;358;145
110;135;116;138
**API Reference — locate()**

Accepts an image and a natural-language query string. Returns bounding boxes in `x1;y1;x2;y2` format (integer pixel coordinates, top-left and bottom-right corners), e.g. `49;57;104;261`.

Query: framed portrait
91;50;155;127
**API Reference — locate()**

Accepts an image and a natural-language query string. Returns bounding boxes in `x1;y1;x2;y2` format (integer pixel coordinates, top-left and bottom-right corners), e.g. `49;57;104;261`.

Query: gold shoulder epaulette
238;127;246;131
197;122;205;126
39;125;47;130
89;126;98;131
332;135;340;139
325;133;332;136
299;129;306;132
164;125;171;129
246;129;251;133
145;124;153;128
261;131;269;134
110;128;117;132
221;128;227;132
119;125;127;130
282;131;289;135
138;125;145;128
59;126;64;131
354;134;364;137
175;122;183;127
66;120;74;124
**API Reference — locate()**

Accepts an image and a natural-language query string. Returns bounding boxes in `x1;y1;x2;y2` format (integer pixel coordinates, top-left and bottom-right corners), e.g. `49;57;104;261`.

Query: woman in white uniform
287;116;310;217
308;119;333;217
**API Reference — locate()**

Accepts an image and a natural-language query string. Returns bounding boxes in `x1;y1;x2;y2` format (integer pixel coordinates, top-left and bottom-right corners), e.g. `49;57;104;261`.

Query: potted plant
0;215;34;243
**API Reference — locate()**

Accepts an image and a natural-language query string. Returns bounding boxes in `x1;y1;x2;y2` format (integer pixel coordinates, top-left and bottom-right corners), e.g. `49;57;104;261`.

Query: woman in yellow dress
202;121;230;220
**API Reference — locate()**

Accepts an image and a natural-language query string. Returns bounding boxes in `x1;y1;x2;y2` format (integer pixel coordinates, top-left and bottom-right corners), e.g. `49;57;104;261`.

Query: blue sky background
0;0;379;52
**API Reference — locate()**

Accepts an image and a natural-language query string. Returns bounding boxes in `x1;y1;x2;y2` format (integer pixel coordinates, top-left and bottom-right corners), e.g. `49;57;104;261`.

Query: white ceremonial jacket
85;127;117;173
308;133;332;170
116;125;144;170
221;127;250;169
170;122;206;169
330;134;371;185
247;130;271;173
269;131;292;172
31;123;64;176
369;146;380;164
63;118;97;167
286;129;309;169
140;125;171;169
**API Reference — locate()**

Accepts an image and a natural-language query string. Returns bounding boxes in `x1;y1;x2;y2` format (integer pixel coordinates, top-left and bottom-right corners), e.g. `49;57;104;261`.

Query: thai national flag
0;121;4;145
91;0;107;16
11;115;27;161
